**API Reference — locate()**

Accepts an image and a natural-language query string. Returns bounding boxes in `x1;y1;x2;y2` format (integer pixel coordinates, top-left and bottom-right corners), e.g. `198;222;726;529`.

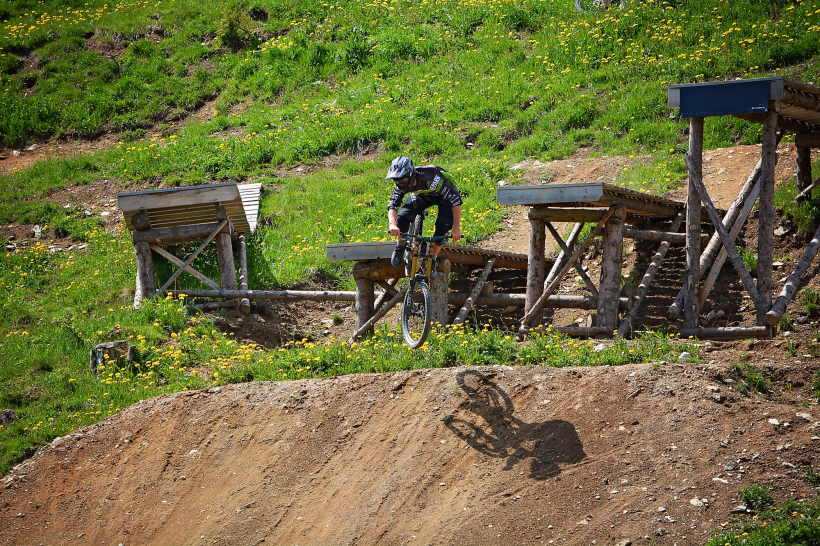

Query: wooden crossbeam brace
349;285;409;344
617;210;684;337
149;244;221;290
454;258;496;324
685;155;768;314
157;219;227;295
518;208;615;339
765;221;820;326
545;222;584;286
668;157;765;320
793;176;820;202
545;222;598;299
697;179;761;309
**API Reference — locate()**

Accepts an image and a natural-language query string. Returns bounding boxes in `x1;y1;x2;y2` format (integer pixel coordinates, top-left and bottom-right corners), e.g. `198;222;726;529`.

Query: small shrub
217;8;255;50
741;247;758;275
332;314;344;325
802;287;820;315
738;484;774;512
727;362;768;394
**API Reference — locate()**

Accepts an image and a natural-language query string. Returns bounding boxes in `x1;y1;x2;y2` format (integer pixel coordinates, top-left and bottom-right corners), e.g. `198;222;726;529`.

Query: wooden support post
134;241;156;309
683;116;704;331
430;258;450;328
758;109;778;331
685;155;768;314
355;278;375;335
349;286;409;343
237;234;251;314
216;232;238;292
617;211;684;337
623;228;706;246
518;211;614;338
545;222;598;299
765;221;820;326
454;258;495;324
597;206;626;335
797;146;813;199
526;218;546;328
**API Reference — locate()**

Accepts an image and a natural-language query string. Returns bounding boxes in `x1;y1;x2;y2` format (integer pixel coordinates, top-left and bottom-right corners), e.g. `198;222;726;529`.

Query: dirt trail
2;362;819;546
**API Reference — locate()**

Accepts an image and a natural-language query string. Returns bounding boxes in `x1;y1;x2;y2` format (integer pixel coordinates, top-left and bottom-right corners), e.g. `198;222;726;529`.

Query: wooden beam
596;193;680;218
118;183;239;213
783;88;820;115
188;300;241;312
497;183;604;206
528;207;607;223
349;286;409;344
765;221;820;325
545;222;584;286
169;289;359;301
618;211;684;337
518;209;615;338
680;326;769;340
454;258;496;324
149;244;221;290
597;206;626;334
131;222;230;245
528;326;612;338
526;218;546;328
134;241;156;309
685;155;768;314
758;109;778;328
793;176;820;202
796;132;820;148
355;278;375;335
237;234;251;314
735;113;814;134
157;220;227;295
623;227;706;246
546;221;598;299
430;259;451;327
683;117;704;331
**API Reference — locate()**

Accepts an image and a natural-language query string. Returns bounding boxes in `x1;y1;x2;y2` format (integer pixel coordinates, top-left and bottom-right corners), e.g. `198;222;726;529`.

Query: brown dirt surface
2;362;820;546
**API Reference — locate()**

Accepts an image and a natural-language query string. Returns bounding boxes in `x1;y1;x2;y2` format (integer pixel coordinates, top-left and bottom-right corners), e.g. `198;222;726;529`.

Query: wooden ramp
326;241;533;270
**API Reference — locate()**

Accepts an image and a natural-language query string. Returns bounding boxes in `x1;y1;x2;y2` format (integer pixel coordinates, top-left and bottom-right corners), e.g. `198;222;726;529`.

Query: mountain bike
574;0;627;11
399;218;450;349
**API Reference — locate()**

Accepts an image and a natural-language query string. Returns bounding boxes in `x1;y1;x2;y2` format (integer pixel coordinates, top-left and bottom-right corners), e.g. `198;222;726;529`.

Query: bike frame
401;233;450;282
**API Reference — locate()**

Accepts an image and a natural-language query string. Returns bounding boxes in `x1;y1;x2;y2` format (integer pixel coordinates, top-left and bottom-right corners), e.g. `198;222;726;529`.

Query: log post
349;285;409;344
216;232;238;291
237;234;251;314
597;206;626;335
355;278;375;335
430;258;450;328
765;220;820;326
134;241;156;309
683;116;704;331
797;146;813;200
526;217;547;328
758;108;778;331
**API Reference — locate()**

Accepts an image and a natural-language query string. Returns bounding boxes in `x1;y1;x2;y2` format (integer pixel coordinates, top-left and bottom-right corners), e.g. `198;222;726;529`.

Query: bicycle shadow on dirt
444;369;586;480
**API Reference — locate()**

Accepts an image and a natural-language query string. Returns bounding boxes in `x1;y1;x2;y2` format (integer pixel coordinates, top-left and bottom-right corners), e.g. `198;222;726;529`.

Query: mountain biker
386;155;463;279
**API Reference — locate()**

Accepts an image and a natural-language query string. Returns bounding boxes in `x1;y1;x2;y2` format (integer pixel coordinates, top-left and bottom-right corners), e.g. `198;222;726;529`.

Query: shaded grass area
0;226;696;475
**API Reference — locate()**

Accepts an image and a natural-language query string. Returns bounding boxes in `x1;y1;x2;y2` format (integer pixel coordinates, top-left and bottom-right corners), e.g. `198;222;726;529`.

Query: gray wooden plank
118;183;239;212
496;183;604;206
327;242;396;261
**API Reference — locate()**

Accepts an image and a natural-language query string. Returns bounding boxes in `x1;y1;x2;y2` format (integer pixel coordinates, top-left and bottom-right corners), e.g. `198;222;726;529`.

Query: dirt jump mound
2;363;818;545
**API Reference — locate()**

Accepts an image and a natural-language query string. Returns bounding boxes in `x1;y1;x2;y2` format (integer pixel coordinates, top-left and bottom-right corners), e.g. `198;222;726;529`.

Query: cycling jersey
387;166;463;211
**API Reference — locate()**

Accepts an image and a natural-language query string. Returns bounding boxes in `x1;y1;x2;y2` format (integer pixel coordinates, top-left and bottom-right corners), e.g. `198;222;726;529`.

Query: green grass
707;486;820;546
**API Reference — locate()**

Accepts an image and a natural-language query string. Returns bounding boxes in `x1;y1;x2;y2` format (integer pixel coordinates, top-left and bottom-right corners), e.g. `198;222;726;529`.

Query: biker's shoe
430;256;438;279
391;243;406;267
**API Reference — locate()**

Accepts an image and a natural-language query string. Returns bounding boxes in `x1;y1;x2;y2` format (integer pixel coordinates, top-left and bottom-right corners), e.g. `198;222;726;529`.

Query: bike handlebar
398;233;452;243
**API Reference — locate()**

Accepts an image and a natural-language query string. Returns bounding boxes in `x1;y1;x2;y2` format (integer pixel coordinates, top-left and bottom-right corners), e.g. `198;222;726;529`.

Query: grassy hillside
1;0;820;513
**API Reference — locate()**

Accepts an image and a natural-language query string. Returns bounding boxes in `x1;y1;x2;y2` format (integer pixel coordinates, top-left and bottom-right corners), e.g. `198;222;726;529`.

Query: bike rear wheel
402;280;432;348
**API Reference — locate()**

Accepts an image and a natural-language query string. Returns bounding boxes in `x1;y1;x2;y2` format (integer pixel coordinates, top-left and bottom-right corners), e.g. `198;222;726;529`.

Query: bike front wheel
402;280;433;349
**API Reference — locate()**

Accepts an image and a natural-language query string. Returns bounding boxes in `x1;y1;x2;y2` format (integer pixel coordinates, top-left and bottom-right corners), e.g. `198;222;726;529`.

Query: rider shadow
444;370;586;480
